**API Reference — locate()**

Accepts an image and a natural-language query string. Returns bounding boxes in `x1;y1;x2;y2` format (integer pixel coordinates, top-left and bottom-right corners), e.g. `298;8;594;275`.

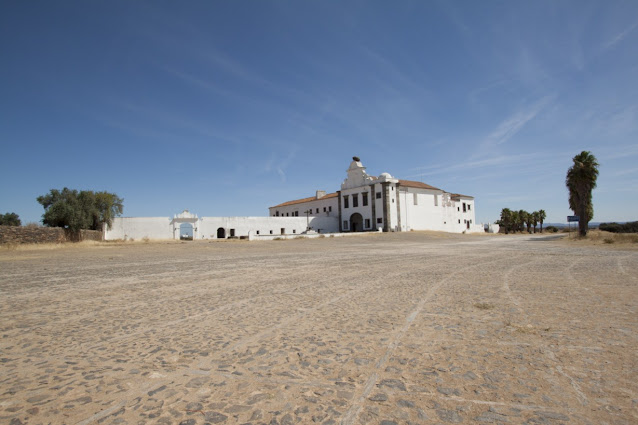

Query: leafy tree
518;210;528;233
532;211;539;233
37;188;123;231
497;208;513;234
0;212;21;226
566;151;599;237
538;209;546;233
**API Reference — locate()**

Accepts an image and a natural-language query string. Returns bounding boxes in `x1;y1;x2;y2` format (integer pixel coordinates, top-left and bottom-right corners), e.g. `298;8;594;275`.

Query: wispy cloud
603;20;638;50
264;148;298;183
479;95;555;150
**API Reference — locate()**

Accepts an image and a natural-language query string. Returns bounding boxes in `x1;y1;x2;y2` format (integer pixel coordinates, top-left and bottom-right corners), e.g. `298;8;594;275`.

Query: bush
545;226;559;233
599;221;638;233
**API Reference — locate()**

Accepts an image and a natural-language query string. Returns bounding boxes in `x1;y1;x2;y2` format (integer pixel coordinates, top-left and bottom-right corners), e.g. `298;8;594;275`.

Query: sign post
567;215;579;237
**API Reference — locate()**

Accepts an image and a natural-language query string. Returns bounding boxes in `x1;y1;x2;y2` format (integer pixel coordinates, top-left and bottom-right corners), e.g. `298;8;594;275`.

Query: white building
270;157;482;233
104;157;482;241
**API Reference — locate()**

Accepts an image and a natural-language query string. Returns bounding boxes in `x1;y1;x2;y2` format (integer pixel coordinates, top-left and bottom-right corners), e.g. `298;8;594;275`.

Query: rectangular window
377;218;383;224
256;230;260;235
413;193;418;205
230;229;236;237
468;204;471;211
352;194;358;207
344;195;349;208
434;195;438;206
463;203;467;212
323;207;326;212
329;206;332;212
281;228;285;235
362;193;368;206
316;208;319;213
293;229;296;233
365;219;370;228
376;192;382;199
276;211;279;216
270;230;273;234
295;211;299;216
343;221;349;230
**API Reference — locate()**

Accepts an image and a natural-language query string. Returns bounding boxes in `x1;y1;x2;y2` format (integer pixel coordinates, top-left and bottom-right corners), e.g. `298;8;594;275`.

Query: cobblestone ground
1;233;636;425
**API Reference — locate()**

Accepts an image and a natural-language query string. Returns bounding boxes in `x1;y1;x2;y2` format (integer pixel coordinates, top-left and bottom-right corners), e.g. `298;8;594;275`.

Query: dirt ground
1;232;636;425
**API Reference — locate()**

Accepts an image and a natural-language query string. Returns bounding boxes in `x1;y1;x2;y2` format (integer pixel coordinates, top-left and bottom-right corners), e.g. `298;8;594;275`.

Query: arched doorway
217;227;226;239
350;213;363;232
180;223;194;240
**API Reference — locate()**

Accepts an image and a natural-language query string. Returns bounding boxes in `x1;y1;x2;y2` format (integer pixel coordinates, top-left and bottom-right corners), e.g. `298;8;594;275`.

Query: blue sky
2;1;637;225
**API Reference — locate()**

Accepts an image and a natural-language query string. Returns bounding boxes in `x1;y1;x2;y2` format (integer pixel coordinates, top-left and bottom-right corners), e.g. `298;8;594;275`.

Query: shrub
599;221;638;233
545;226;559;233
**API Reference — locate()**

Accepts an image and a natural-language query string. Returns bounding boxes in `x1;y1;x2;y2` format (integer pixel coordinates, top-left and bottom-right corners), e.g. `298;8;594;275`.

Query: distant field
1;232;636;424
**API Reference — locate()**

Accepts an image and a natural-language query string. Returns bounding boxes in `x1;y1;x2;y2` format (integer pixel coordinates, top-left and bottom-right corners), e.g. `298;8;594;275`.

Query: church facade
270;157;481;234
104;157;481;241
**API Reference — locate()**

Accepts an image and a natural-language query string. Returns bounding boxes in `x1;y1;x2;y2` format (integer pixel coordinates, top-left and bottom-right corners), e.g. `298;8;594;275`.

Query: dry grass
474;302;494;310
570;229;638;245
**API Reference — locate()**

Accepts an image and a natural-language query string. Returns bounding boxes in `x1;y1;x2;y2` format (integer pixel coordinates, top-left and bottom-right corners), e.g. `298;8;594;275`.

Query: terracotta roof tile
271;192;338;208
450;193;473;200
397;179;441;191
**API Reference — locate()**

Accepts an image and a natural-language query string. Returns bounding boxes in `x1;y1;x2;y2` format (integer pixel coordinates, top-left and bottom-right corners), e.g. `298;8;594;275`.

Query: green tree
532;211;539;233
566;151;599;237
538;209;546;233
0;212;21;226
37;188;123;231
497;208;513;234
518;210;528;233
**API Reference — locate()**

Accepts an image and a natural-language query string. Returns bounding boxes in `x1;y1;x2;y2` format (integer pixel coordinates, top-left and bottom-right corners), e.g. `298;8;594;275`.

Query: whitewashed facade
104;157;482;240
270;158;482;234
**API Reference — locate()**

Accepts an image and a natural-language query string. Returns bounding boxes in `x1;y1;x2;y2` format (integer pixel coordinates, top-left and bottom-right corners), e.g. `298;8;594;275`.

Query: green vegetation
37;188;123;231
566;151;599;237
544;226;559;233
0;212;21;226
599;221;638;233
496;208;548;234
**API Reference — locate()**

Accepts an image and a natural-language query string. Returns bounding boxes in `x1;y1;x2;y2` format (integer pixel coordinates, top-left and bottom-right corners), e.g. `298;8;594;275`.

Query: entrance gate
171;210;199;240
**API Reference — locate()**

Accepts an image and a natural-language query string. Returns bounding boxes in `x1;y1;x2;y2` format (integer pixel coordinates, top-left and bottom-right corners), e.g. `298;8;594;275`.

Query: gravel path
1;233;636;424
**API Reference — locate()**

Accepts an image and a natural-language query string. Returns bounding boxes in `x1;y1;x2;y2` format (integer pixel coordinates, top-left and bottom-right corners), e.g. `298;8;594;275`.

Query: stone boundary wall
0;226;103;244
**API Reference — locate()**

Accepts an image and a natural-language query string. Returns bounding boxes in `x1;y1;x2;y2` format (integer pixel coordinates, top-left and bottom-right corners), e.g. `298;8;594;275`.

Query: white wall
106;216;340;240
106;217;173;240
269;196;338;219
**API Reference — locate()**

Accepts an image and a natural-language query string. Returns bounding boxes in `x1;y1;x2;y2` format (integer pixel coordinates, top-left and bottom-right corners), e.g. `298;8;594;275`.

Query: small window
468;204;471;211
281;228;285;235
293;229;296;234
463;203;467;213
413;193;418;205
362;193;368;206
457;207;460;211
376;192;382;199
344;195;349;208
434;195;438;207
343;221;349;230
323;207;326;212
230;229;236;237
352;194;358;207
377;218;382;224
295;211;299;216
256;230;260;235
365;219;370;228
458;219;461;224
286;213;289;216
270;230;273;234
316;208;319;213
329;206;332;212
276;211;279;216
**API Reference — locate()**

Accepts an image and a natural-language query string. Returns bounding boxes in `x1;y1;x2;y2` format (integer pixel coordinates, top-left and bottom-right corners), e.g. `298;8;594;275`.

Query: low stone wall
0;226;103;244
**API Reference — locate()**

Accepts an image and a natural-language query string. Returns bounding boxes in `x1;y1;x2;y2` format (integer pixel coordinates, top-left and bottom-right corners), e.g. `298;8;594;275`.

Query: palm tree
518;210;528;233
532;211;539;233
566;151;599;237
538;209;546;233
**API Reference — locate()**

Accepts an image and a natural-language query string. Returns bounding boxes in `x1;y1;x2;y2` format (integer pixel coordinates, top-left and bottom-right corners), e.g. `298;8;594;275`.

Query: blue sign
567;215;579;222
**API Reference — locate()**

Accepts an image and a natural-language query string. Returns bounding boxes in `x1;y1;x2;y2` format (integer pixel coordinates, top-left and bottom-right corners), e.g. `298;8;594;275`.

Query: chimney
316;190;326;199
